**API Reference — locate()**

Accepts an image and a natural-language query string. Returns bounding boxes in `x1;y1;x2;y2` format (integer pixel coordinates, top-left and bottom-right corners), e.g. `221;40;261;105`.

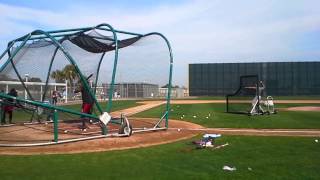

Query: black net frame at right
226;75;260;114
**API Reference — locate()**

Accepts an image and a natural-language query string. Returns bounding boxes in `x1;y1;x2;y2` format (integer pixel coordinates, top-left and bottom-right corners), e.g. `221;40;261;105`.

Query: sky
0;0;319;86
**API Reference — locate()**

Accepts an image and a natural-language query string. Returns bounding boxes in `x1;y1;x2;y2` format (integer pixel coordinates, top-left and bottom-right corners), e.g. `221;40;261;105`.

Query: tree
50;65;79;91
62;64;78;88
50;70;65;83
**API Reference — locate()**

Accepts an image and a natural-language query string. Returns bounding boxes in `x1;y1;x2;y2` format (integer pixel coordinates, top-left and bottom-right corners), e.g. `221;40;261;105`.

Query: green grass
1;101;320;179
0;136;319;180
2;100;138;123
188;96;320;100
134;103;320;129
62;100;139;112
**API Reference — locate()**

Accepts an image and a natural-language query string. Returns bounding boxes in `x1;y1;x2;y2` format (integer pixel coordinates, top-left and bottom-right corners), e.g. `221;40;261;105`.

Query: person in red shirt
1;88;18;124
74;75;94;130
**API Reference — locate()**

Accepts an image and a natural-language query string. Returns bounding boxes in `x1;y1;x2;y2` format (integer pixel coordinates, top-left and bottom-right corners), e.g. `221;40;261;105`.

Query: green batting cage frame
0;23;173;146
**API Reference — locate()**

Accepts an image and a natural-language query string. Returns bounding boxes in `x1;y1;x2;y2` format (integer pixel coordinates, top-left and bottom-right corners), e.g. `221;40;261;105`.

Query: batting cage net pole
0;23;173;146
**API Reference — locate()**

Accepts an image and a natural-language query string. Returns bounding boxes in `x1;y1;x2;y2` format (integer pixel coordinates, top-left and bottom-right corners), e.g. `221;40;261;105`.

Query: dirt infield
283;106;320;112
1;118;320;155
0;119;202;155
1;99;320;155
111;101;165;116
176;128;320;137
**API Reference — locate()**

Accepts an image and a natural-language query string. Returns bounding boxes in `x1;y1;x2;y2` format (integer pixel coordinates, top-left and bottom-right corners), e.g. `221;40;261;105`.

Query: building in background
102;83;159;98
159;87;187;98
189;62;320;96
100;83;188;99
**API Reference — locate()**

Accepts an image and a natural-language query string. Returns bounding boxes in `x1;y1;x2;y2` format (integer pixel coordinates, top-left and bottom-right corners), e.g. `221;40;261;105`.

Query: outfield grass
189;96;320;100
0;135;319;180
134;103;320;129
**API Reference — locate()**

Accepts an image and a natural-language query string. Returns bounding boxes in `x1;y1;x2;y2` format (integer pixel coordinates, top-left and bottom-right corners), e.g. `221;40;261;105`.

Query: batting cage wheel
119;123;133;136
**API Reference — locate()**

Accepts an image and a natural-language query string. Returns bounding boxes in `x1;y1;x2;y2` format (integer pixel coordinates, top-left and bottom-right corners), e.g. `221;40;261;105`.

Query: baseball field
0;99;320;179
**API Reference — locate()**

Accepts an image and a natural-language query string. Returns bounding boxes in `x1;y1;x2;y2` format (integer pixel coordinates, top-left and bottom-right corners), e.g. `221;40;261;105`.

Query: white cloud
0;0;319;86
0;0;216;32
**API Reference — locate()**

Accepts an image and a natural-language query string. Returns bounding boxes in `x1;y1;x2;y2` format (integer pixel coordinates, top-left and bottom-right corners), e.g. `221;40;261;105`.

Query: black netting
0;27;172;145
0;95;107;145
226;75;259;114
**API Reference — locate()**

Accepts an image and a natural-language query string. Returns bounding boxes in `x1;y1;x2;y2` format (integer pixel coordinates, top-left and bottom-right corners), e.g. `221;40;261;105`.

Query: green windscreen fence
189;62;320;96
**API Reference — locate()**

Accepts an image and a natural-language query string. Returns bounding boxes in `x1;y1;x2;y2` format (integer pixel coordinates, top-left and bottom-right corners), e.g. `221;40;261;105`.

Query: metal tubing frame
16;24;123;114
132;127;167;134
0;93;99;120
153;111;168;128
143;32;174;128
0;93;109;146
94;52;106;95
0;36;29;72
42;47;60;102
30;29;104;114
0;42;14;67
53;110;58;142
3;34;35;101
11;24;143;43
41;26;107;102
0;133;129;147
0;26;115;137
94;24;120;113
0;26;174;114
0;23;174;145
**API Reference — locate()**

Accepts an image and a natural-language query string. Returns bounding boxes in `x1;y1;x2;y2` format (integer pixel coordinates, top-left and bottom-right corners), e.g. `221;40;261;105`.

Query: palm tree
50;70;65;83
62;64;78;89
51;65;78;83
50;64;91;94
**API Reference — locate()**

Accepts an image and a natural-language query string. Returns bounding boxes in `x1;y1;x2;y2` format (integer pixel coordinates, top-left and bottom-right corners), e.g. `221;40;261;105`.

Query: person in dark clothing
1;88;18;124
0;90;5;124
51;90;58;105
74;75;94;130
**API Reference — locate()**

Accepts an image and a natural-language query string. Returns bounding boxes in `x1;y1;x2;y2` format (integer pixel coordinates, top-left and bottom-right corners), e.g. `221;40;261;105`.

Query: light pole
24;73;29;100
90;79;93;88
